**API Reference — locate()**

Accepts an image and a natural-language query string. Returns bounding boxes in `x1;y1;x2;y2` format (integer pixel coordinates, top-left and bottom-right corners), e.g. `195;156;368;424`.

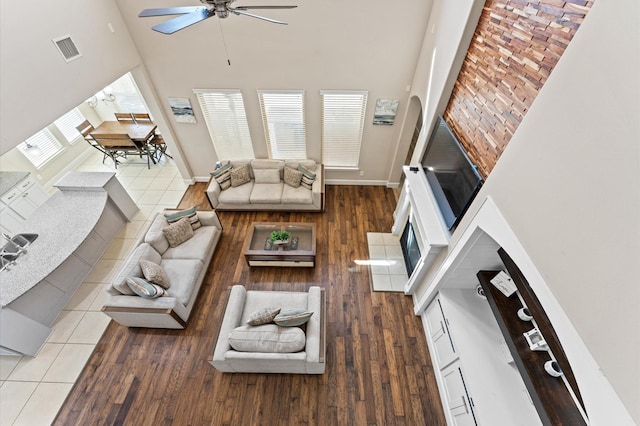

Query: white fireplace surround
392;166;450;294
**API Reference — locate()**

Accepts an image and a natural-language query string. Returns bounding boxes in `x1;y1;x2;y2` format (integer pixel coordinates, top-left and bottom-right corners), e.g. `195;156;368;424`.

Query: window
109;73;148;113
54;108;85;144
321;90;368;168
17;129;64;169
194;89;255;160
257;90;306;159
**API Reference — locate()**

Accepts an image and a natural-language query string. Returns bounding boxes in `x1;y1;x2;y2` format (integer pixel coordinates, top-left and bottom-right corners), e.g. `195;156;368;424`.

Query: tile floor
366;232;409;292
0;152;187;426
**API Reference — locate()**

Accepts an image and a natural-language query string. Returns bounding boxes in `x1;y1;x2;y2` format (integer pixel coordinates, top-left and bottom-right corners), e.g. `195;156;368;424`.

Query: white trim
324;178;387;186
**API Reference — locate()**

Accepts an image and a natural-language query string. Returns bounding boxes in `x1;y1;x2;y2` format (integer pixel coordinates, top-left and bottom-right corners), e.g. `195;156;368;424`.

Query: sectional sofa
205;159;324;211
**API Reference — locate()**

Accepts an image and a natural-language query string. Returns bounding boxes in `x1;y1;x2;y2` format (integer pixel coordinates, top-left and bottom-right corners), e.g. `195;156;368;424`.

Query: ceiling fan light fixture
215;4;229;18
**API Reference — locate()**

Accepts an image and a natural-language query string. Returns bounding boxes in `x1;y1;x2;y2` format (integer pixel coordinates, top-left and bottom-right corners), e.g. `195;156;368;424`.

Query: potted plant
270;230;291;245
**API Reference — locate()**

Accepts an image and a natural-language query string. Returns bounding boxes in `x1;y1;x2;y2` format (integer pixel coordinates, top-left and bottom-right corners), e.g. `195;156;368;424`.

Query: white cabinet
424;290;542;426
0;176;49;222
441;361;477;426
0;202;24;234
425;298;457;368
425;295;478;425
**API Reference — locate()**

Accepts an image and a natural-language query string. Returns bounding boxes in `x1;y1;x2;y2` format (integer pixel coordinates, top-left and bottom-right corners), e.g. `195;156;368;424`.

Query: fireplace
400;220;421;276
392;165;451;293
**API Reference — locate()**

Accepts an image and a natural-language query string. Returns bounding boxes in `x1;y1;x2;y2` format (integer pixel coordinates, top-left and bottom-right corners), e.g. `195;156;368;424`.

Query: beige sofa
101;210;222;329
211;285;326;374
205;159;324;211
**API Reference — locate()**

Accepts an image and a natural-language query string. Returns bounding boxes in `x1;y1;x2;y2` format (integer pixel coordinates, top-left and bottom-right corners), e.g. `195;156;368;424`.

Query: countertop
54;171;116;190
0;171;30;196
0;190;108;306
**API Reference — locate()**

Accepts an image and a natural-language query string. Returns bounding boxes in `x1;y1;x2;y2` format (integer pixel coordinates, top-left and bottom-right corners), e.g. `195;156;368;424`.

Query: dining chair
148;134;173;161
114;112;135;122
92;134;152;169
132;113;153;123
76;120;109;163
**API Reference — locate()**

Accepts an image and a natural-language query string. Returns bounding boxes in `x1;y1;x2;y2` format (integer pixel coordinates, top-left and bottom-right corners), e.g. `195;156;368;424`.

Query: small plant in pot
270;230;291;245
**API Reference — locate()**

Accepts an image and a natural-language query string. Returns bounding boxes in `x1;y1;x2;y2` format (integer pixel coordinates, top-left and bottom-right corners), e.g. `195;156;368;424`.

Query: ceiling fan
139;0;297;34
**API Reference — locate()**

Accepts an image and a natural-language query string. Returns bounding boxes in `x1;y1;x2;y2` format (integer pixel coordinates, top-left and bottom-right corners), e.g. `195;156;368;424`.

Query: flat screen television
421;116;483;230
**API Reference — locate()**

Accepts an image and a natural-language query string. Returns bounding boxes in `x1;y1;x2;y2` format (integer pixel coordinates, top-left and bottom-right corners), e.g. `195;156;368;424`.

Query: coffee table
244;222;316;267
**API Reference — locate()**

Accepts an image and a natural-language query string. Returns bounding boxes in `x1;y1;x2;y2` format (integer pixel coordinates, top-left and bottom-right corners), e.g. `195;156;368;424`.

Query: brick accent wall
444;0;594;177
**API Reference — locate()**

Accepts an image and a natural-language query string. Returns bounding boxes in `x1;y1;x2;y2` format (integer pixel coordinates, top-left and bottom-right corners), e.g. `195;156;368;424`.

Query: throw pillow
126;276;166;299
211;161;232;190
298;165;316;190
228;324;306;353
164;207;201;230
254;168;281;184
246;307;281;326
139;259;171;289
283;166;303;188
274;309;314;327
230;163;251;187
162;217;194;247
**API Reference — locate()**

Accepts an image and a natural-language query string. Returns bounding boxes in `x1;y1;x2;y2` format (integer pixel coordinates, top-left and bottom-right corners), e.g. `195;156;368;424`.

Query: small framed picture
168;97;196;123
373;99;399;125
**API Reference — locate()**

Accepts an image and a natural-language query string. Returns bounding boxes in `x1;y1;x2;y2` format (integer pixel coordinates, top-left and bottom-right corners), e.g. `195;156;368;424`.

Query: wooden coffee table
244;222;316;267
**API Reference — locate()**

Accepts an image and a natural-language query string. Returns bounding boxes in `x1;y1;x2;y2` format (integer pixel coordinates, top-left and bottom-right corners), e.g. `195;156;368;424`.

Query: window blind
194;89;255;160
320;90;368;168
257;90;306;160
54;108;85;144
17;129;64;169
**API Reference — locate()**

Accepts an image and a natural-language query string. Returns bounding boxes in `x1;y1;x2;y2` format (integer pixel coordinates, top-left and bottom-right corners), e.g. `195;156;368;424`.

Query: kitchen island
0;172;135;356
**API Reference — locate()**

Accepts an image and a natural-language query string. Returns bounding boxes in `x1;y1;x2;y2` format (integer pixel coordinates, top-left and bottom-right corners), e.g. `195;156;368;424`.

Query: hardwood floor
54;184;446;425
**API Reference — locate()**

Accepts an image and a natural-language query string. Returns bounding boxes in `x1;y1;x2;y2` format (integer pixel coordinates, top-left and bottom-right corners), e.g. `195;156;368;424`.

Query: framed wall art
373;99;399;125
168;97;196;123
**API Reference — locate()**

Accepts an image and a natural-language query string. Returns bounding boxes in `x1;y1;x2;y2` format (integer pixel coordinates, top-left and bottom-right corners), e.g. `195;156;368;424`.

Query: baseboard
325;179;388;186
193;176;210;183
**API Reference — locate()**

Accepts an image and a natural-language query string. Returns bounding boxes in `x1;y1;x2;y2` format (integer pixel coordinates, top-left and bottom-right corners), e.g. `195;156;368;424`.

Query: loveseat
205;159;324;211
101;209;222;329
210;285;326;374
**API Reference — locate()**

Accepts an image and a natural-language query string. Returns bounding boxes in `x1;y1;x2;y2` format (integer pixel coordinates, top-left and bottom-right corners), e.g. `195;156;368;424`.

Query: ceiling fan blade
234;6;297;10
151;8;215;34
139;6;204;17
229;8;287;25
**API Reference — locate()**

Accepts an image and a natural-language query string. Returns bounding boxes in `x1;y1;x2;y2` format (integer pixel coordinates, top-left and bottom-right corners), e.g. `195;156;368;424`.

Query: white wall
0;0;142;155
412;0;640;422
114;0;432;181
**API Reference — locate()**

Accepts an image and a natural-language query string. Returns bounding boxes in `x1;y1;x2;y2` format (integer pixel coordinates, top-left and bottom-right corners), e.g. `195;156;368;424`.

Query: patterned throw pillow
126;276;166;299
297;165;316;190
254;168;281;184
274;309;314;327
162;217;194;247
164;207;201;230
246;307;281;326
283;166;303;188
139;259;171;289
230;163;251;187
211;161;232;190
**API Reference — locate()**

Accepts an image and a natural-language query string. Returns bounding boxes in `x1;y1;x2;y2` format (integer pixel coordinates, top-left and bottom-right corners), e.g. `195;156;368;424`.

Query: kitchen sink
0;233;38;265
0;253;19;272
12;233;39;247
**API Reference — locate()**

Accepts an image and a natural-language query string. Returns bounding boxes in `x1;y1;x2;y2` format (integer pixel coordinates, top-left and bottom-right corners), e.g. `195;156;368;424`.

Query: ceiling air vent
52;35;81;63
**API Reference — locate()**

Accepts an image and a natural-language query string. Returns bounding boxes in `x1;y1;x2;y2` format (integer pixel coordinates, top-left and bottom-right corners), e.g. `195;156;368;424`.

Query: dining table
90;120;157;145
89;120;159;166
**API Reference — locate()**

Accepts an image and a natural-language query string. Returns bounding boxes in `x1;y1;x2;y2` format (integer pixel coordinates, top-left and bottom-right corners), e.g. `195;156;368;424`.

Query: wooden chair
132;113;153;123
75;120;109;163
114;112;135;122
92;134;152;169
148;134;173;161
